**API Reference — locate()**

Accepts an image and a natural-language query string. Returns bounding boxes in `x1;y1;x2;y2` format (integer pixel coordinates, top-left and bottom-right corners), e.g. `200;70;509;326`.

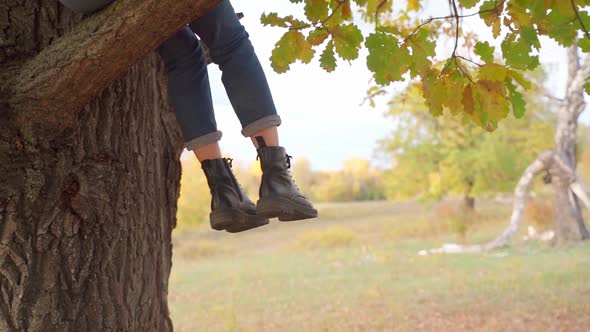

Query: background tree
0;0;220;330
310;158;386;202
177;158;211;230
379;82;555;210
291;157;315;193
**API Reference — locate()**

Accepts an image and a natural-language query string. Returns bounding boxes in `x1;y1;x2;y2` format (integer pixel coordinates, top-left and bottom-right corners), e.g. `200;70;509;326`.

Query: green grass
169;200;590;331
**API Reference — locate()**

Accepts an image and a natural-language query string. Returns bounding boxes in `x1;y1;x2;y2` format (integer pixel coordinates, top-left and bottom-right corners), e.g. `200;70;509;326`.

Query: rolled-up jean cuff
241;115;282;137
185;131;223;151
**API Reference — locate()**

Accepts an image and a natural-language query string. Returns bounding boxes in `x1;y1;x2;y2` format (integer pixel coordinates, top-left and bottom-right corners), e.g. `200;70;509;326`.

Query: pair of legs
59;0;317;232
156;1;279;159
194;127;278;161
158;1;316;231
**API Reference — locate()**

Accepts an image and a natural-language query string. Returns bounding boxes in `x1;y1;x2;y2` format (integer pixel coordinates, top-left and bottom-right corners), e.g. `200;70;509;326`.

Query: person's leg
190;1;317;221
157;27;222;154
158;27;268;232
194;143;222;162
189;0;282;143
251;127;279;148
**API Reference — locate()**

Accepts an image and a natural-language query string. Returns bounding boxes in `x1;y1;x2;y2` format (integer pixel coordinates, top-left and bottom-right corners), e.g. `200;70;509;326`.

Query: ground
169;200;590;331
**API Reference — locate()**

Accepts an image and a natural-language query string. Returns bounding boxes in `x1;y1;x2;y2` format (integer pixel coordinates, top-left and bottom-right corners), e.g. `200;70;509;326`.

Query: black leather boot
201;158;269;233
256;146;318;221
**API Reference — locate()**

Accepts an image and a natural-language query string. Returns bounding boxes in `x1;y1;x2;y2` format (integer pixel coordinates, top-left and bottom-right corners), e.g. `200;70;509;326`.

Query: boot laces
224;157;247;195
225;157;234;168
285;154;301;191
286;154;293;169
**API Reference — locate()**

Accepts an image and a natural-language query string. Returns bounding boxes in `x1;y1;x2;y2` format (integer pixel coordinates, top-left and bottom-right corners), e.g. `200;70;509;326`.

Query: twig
543;93;565;104
375;0;389;27
402;0;505;43
322;0;345;25
450;0;460;57
570;0;590;40
456;55;483;67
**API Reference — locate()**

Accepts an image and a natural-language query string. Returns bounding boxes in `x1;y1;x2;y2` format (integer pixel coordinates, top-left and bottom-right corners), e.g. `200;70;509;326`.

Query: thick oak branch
10;0;222;130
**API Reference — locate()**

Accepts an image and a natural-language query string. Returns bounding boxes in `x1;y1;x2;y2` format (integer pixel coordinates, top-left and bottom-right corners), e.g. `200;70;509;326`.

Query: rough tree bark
423;46;590;254
1;0;219;330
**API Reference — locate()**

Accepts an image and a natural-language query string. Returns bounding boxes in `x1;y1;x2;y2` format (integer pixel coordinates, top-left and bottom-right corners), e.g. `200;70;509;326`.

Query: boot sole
210;208;269;232
225;215;269;233
256;197;318;222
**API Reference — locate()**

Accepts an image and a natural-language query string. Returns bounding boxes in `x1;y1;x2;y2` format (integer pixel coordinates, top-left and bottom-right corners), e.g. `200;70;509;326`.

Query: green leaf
459;0;479;9
507;69;532;89
552;0;576;21
462;83;475;115
442;71;467;114
545;3;578;45
478;63;507;82
271;31;315;73
506;80;526;118
501;32;539;70
479;0;500;26
307;28;330;46
304;0;329;22
585;81;590;95
574;10;590;35
332;23;364;60
474;41;495;63
408;28;436;77
421;69;445;115
507;1;531;27
471;80;510;125
320;40;337;72
260;12;289;28
407;0;420;11
260;13;309;29
520;26;540;50
579;38;590;53
365;32;410;85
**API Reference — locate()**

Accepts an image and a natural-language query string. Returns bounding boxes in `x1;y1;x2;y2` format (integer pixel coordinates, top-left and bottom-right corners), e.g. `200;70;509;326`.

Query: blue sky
186;0;589;171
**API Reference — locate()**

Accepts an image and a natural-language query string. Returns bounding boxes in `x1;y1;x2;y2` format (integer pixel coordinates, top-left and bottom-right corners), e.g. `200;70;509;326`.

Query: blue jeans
59;0;281;150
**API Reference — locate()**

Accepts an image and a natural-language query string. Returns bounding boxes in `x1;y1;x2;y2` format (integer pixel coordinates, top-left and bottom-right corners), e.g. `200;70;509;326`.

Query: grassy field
169;200;590;331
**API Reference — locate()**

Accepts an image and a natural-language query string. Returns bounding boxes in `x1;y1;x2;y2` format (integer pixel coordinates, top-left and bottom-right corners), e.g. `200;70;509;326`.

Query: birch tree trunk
0;0;219;330
551;47;590;243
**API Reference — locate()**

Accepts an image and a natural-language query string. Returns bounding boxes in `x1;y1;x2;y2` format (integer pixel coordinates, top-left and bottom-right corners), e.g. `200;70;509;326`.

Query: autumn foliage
263;0;590;129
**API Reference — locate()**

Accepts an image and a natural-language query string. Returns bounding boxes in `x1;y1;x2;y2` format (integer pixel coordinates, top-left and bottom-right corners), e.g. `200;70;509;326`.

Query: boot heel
256;197;291;219
210;208;246;231
257;197;317;221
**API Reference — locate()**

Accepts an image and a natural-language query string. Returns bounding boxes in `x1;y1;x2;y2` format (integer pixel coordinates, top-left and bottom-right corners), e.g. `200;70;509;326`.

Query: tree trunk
0;1;192;330
551;46;590;243
552;171;589;243
464;196;475;210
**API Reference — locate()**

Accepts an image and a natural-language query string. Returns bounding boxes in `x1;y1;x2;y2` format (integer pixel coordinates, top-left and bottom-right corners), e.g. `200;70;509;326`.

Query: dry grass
526;198;555;231
169;199;590;332
291;227;356;249
174;239;235;261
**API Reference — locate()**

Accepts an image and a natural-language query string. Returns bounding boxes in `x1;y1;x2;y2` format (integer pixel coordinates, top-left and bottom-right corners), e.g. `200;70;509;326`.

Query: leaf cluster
263;0;590;128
